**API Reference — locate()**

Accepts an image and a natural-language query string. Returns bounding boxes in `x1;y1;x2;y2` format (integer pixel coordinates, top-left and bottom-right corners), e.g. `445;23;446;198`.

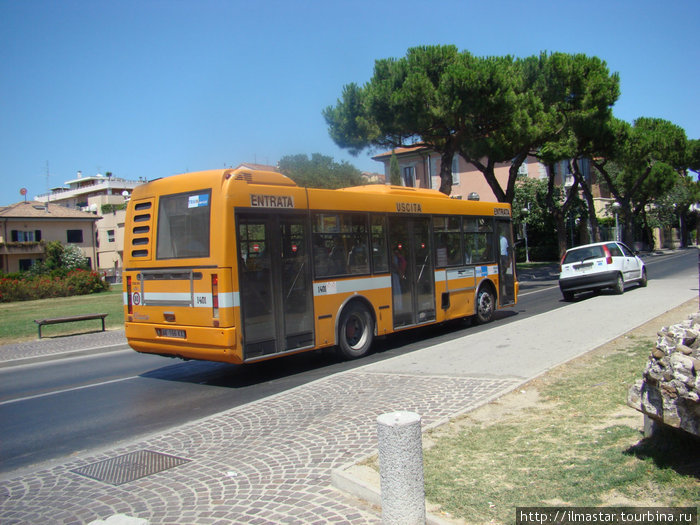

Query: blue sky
1;0;698;202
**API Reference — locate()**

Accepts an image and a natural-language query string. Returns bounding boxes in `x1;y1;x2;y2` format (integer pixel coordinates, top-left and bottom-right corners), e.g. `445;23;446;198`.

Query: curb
331;459;456;525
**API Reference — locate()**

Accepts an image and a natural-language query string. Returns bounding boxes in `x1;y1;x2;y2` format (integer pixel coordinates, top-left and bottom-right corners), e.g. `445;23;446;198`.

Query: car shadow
560;282;647;303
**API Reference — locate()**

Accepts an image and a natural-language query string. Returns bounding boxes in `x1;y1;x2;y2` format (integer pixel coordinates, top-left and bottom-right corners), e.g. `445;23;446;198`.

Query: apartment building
35;171;143;281
0;201;98;274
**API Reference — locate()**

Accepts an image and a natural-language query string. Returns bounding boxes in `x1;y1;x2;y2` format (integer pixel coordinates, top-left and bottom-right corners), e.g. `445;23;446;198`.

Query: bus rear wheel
337;302;374;359
475;286;495;324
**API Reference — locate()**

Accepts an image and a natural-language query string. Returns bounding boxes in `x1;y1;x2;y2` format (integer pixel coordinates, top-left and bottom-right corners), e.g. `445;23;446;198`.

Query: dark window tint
434;216;462;267
156;190;211;259
563;245;605;264
464;217;494;264
312;213;369;277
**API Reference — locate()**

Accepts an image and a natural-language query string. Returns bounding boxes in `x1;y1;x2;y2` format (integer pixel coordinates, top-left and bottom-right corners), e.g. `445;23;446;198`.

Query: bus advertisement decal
188;194;210;208
475;265;498;277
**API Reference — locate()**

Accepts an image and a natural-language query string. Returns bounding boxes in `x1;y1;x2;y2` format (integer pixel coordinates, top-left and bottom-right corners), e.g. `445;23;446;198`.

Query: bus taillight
211;274;219;319
126;276;133;315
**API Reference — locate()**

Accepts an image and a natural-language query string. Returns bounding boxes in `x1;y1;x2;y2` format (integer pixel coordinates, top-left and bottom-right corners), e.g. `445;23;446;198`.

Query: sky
1;0;699;202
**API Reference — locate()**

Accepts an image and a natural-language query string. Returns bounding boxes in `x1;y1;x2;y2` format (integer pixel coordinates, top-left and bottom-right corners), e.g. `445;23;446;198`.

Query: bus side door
237;213;314;359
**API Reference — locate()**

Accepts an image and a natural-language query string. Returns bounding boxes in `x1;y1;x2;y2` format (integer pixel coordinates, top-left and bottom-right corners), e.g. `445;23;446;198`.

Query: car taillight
211;274;219;319
603;245;613;265
126;276;133;315
560;253;567;272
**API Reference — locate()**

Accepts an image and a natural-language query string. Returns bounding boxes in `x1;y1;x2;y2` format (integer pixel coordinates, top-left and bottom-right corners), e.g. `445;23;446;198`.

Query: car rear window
605;243;623;257
562;245;605;264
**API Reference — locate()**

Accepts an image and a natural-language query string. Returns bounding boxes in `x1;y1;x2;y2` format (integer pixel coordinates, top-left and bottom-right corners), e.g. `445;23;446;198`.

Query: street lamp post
612;202;621;241
522;204;530;263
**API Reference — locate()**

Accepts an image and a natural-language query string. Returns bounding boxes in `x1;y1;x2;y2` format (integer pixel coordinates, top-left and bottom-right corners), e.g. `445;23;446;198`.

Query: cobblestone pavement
0;366;519;524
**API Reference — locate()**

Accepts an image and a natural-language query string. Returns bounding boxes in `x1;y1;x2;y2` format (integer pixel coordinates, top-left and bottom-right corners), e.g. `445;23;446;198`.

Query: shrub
0;270;109;302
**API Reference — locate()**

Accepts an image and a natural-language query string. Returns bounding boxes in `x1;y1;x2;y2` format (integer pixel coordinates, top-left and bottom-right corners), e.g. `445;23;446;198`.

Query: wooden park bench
34;313;108;339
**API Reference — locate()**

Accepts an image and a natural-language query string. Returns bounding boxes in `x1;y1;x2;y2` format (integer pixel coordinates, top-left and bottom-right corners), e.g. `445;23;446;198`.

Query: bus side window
371;215;388;273
313;213;371;277
313;235;331;277
434;216;461;268
464;217;494;264
329;235;347;274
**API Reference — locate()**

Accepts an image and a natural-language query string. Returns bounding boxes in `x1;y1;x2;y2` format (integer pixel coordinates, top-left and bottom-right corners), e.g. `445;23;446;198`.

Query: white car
559;241;647;301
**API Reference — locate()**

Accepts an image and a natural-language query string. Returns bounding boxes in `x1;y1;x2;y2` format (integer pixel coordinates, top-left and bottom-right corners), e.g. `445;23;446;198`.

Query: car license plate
158;328;186;339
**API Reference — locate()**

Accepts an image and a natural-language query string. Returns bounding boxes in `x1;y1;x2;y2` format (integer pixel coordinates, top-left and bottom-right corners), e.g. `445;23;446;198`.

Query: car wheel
639;268;648;287
613;273;624;295
475;286;495;324
337;302;374;359
562;291;575;302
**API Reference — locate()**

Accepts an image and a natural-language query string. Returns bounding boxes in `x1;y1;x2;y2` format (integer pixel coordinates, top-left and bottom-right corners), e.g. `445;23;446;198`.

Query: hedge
0;269;110;302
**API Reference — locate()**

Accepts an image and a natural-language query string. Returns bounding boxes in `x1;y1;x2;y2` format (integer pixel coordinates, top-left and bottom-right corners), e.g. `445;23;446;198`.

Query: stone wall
627;313;700;437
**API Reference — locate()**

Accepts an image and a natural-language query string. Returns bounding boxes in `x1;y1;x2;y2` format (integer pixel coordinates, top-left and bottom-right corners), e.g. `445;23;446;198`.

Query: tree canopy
592;117;688;244
277;153;364;189
324;46;620;201
325;44;697;253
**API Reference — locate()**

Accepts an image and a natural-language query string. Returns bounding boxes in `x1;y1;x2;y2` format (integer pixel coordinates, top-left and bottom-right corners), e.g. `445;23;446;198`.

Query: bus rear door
388;216;436;328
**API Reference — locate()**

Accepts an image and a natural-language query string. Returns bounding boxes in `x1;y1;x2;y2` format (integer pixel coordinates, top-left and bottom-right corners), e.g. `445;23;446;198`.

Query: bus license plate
158;328;186;339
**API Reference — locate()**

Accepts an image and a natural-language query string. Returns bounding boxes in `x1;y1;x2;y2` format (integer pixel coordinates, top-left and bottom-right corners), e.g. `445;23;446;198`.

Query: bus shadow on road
138;310;519;390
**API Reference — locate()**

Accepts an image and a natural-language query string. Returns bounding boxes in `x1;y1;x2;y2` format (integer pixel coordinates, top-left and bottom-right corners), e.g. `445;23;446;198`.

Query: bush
0;270;109;302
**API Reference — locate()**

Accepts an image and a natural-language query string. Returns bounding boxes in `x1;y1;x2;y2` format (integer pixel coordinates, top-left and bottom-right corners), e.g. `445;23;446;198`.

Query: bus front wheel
475;286;495;324
337;302;374;359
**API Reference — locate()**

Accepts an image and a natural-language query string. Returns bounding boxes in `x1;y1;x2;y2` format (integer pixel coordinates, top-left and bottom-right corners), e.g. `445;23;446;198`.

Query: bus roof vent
234;172;253;182
230;169;297;187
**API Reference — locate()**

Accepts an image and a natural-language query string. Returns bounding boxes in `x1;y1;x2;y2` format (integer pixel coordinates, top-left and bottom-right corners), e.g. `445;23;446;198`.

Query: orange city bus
123;168;518;364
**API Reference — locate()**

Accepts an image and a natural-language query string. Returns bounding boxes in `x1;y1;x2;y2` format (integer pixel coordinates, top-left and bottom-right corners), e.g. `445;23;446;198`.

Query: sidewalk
0;263;697;524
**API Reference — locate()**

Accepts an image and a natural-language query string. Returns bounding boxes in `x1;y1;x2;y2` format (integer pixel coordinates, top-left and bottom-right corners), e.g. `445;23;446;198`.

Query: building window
67;229;84;243
402;166;415;187
107;229;115;243
517;158;529;176
19;259;36;272
452;156;460;185
11;230;41;242
429;156;438;190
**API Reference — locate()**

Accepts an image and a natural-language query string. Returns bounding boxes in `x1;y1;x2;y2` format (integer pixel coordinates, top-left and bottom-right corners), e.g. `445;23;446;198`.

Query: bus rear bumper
125;323;241;364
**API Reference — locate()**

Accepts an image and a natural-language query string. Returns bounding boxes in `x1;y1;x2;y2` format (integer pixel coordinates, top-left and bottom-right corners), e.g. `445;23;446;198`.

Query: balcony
0;241;45;255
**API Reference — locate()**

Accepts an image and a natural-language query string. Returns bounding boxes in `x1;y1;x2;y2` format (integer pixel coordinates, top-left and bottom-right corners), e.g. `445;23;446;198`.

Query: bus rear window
156;190;211;259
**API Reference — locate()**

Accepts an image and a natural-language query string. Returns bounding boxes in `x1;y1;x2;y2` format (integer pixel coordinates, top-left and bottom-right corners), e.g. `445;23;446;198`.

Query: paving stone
0;368;518;524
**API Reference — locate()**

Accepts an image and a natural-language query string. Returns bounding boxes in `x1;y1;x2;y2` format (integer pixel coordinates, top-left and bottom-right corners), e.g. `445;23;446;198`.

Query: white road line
0;376;138;406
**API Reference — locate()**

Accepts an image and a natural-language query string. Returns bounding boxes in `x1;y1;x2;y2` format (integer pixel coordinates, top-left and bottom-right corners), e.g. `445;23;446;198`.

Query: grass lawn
420;299;700;524
0;286;124;343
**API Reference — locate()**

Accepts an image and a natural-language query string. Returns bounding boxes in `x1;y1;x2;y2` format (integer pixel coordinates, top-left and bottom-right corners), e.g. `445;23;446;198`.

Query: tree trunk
572;159;601;242
544;162;580;258
438;149;454;196
554;209;568;259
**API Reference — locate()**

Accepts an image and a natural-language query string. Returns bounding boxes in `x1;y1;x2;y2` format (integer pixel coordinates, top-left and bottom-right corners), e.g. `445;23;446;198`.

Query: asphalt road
0;249;696;475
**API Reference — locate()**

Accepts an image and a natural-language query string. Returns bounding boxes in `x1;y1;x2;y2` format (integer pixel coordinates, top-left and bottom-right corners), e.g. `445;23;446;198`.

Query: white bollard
376;411;426;525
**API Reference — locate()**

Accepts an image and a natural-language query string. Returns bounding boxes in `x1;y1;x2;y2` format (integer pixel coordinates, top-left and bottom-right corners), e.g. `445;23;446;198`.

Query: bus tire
337;302;374;360
475;285;496;325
